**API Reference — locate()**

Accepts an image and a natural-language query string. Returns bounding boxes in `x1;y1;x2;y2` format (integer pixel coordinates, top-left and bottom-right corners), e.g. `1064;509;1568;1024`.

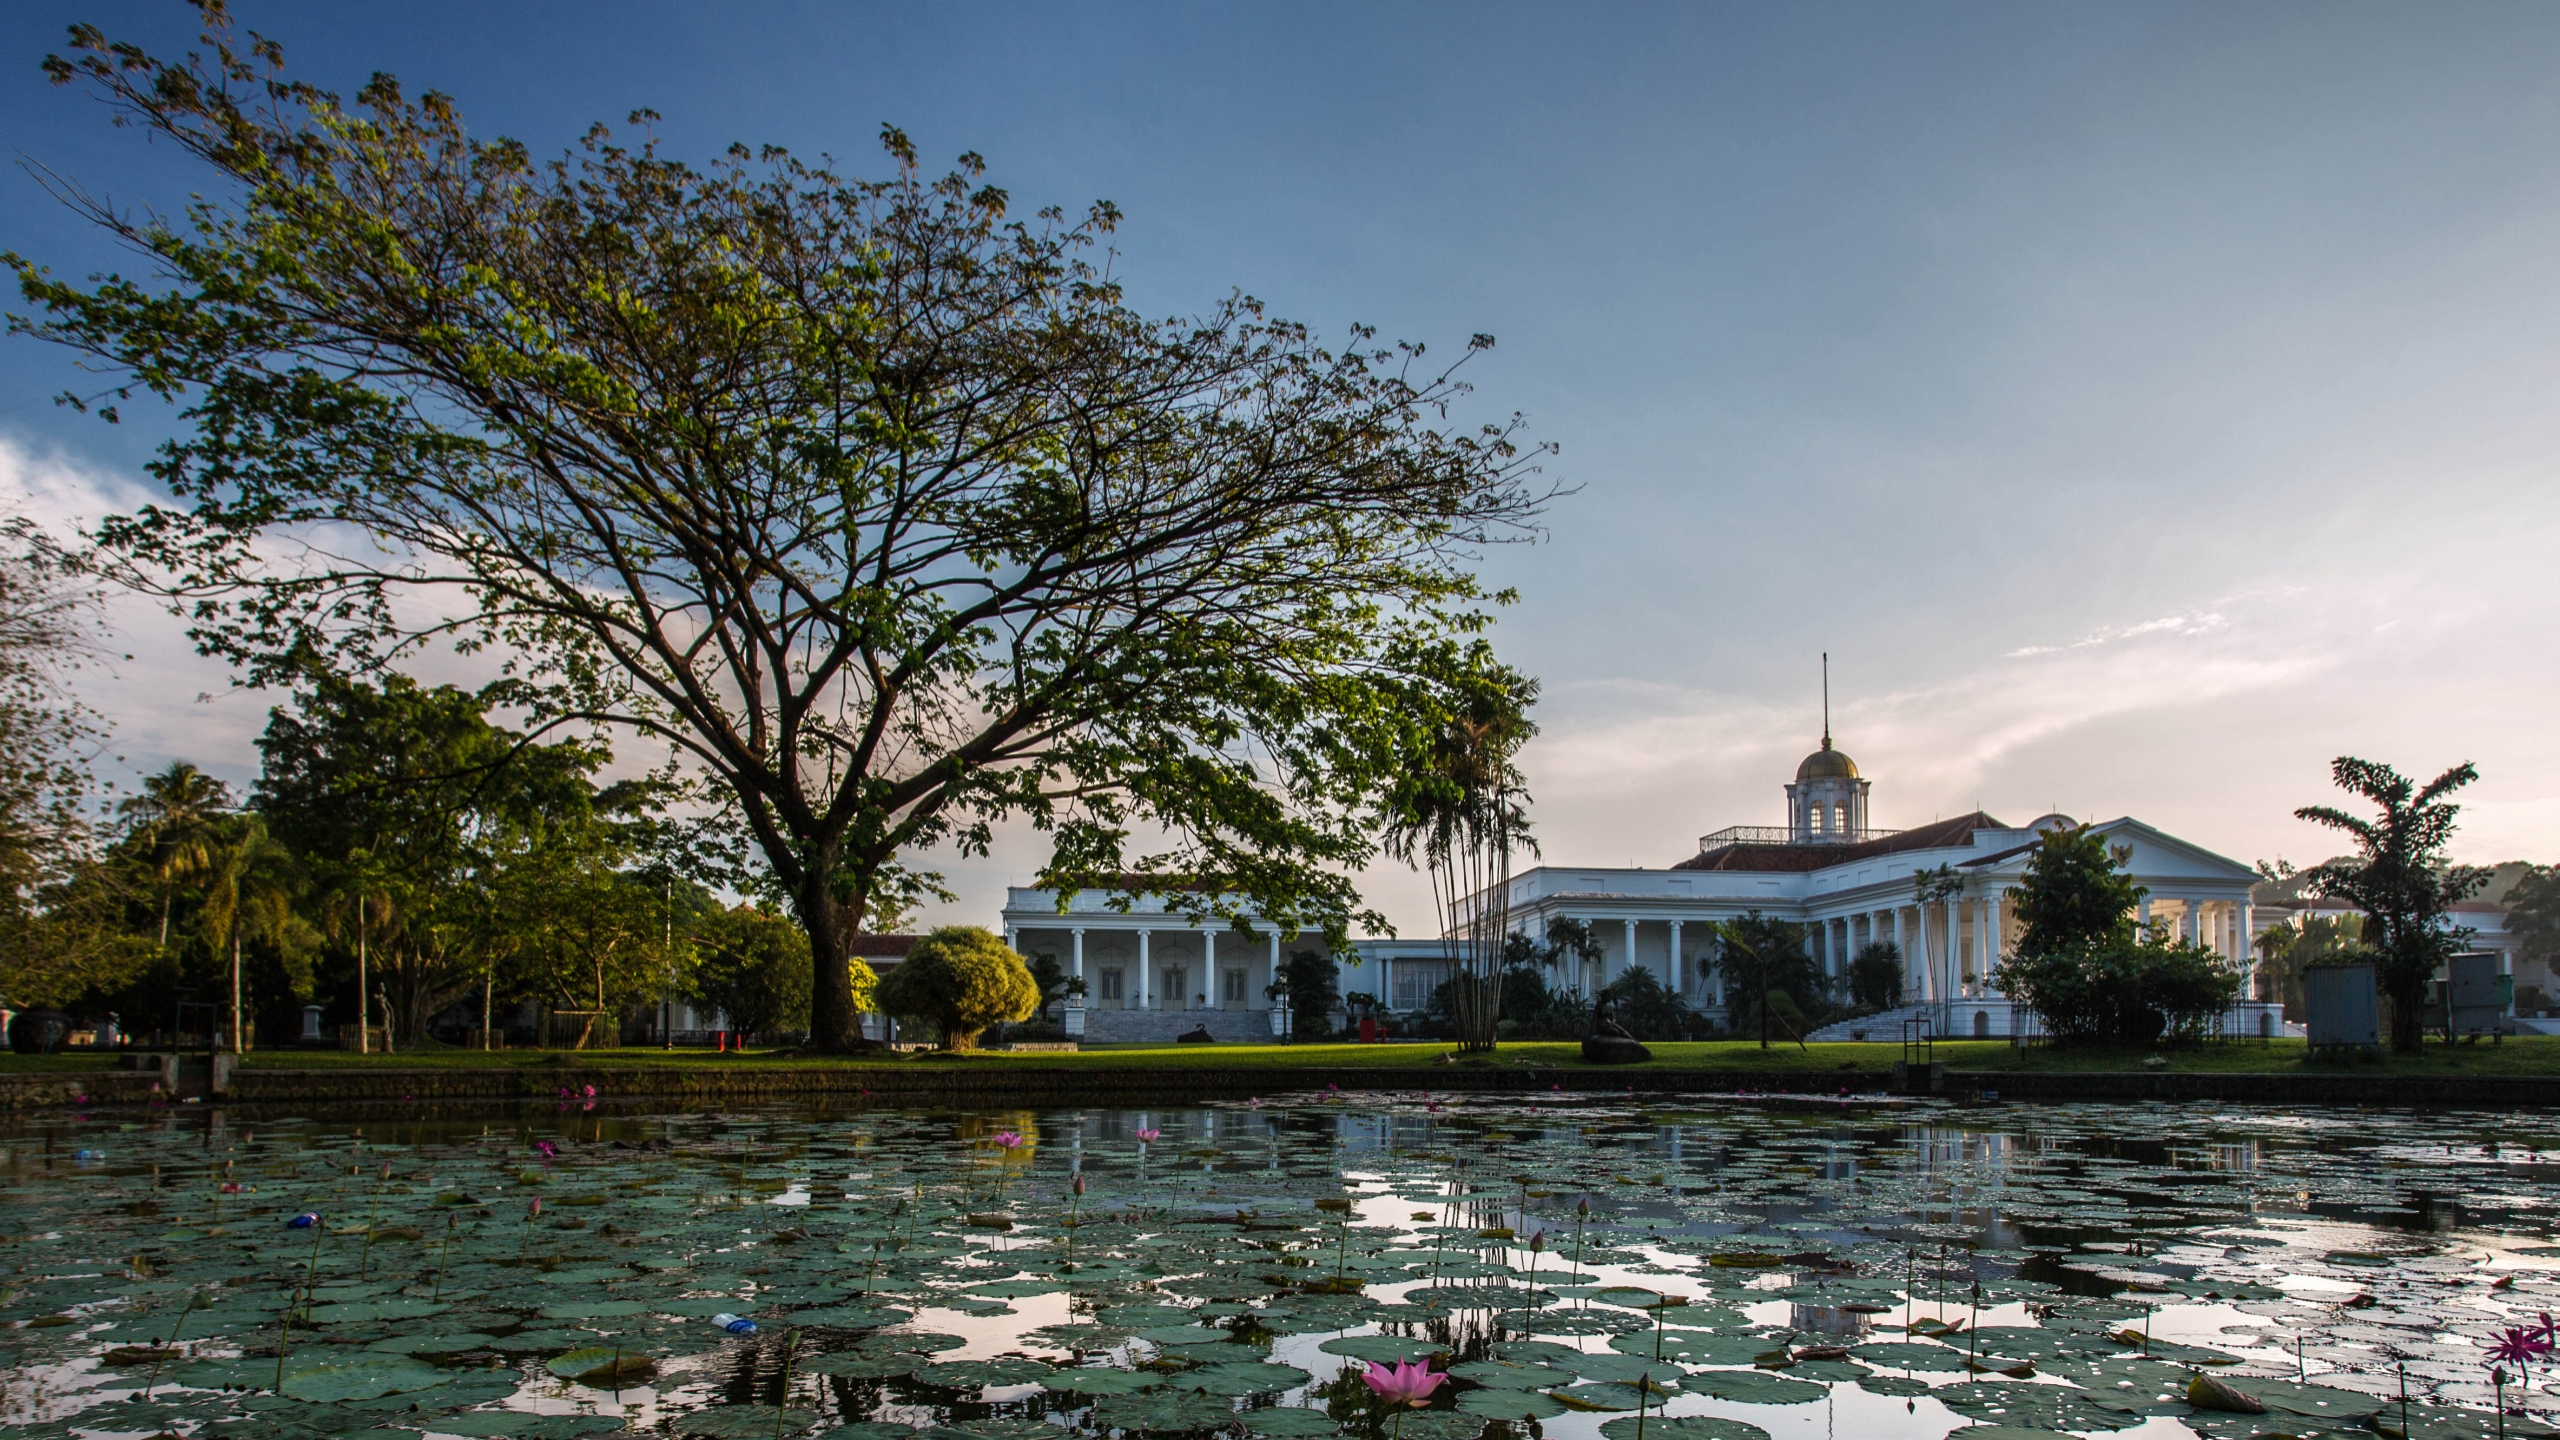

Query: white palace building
1002;731;2287;1042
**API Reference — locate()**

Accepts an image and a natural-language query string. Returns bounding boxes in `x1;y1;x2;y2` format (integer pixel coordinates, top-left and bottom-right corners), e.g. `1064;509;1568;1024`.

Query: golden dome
1796;742;1859;782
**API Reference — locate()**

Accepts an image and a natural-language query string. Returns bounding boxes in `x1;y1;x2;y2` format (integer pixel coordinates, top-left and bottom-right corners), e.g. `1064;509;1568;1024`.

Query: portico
1003;887;1304;1040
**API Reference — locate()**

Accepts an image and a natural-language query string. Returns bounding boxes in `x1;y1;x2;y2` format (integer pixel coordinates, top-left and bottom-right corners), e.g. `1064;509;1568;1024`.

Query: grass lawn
4;1035;2553;1076
10;1030;2549;1076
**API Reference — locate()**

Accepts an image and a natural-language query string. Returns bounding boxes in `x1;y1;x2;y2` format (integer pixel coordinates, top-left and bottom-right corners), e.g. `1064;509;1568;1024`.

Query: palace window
1099;968;1124;1001
1224;969;1246;1003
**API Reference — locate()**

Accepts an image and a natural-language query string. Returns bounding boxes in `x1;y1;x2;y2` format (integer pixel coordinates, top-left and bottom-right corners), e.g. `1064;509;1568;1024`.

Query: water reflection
0;1096;2550;1440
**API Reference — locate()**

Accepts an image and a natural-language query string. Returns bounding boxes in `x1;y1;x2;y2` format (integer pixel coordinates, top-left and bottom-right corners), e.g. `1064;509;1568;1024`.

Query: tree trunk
2388;977;2426;1052
798;872;862;1051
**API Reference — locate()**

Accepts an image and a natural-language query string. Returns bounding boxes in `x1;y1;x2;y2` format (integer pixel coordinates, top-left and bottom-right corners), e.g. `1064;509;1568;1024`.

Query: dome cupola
1784;655;1872;841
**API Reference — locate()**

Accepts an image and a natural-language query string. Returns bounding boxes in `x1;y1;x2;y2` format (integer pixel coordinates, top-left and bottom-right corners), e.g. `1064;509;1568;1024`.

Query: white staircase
1805;1004;1943;1043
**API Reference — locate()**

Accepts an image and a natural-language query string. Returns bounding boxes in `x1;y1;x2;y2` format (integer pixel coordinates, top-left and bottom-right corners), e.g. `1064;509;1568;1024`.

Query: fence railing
1697;824;1906;850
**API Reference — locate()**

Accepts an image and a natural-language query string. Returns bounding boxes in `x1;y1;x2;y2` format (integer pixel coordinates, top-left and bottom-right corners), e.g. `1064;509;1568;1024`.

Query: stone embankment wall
0;1062;2543;1109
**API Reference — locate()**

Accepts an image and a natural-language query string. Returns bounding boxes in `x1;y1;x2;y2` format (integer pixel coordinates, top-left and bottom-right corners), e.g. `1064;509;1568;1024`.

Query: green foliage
2009;825;2144;959
2254;914;2362;1019
2294;757;2489;1051
1709;912;1822;1047
1268;950;1344;1040
873;926;1038;1051
1378;648;1539;1051
1484;919;1604;1038
2506;865;2560;970
13;12;1551;1048
1025;952;1085;1025
690;906;815;1039
1998;822;2242;1046
255;667;624;1043
1998;938;2242;1045
1847;940;1903;1010
0;528;127;1010
1596;964;1695;1041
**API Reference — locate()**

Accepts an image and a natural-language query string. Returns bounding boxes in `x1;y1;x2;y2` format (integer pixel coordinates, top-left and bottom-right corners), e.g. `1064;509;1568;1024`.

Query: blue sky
4;3;2556;931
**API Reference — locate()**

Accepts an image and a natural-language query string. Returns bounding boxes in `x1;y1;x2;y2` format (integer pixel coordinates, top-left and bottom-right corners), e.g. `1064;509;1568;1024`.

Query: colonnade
1004;924;1287;1015
1533;891;2258;1009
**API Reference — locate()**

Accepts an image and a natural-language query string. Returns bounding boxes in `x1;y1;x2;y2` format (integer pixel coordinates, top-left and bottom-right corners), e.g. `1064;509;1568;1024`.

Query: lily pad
915;1357;1055;1389
426;1415;627;1438
279;1355;454;1402
1451;1388;1566;1428
1318;1334;1450;1364
1175;1361;1309;1395
1680;1370;1827;1406
546;1346;658;1384
1090;1391;1242;1432
1238;1408;1340;1437
1600;1420;1770;1440
675;1410;825;1439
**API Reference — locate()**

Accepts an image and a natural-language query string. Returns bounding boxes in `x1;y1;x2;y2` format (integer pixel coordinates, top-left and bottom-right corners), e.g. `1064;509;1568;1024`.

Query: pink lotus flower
2488;1326;2553;1366
535;1140;557;1160
219;1182;244;1194
582;1085;597;1099
993;1131;1024;1149
527;1197;543;1218
1135;1128;1161;1144
1362;1359;1446;1407
1246;1098;1262;1108
1072;1174;1087;1196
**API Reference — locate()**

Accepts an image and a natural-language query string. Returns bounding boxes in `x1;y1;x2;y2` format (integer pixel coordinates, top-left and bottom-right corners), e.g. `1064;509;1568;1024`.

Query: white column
1380;955;1394;1011
1072;929;1086;990
1005;925;1018;954
1668;920;1684;991
1138;929;1152;1010
1267;932;1280;1009
2138;896;2153;936
1935;901;1955;994
1205;929;1218;1007
2237;900;2255;973
2188;899;2206;946
1983;892;2002;988
1893;908;1909;996
1623;919;1638;989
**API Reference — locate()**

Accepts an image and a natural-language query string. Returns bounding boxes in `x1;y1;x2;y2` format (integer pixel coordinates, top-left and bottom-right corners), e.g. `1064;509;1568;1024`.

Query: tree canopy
11;7;1552;1047
873;926;1037;1051
2008;825;2144;959
2295;756;2488;1051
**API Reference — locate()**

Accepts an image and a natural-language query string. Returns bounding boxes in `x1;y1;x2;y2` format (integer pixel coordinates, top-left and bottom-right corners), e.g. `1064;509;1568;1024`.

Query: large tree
11;9;1551;1048
0;514;127;1009
2295;756;2489;1052
253;667;611;1043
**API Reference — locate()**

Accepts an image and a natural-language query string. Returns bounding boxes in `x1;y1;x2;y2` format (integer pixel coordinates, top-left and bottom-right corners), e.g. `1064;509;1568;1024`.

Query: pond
0;1092;2553;1440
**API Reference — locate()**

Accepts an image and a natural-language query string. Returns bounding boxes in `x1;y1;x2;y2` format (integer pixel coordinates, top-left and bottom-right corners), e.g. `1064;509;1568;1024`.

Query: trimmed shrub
873;926;1038;1051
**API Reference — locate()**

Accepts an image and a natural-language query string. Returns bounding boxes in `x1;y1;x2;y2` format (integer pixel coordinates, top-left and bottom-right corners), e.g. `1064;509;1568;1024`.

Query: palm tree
118;762;233;951
1381;659;1538;1053
194;815;298;1052
2296;757;2488;1052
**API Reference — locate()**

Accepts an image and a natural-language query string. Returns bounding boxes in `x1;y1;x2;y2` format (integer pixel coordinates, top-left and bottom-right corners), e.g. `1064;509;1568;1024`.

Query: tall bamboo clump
1383;662;1538;1053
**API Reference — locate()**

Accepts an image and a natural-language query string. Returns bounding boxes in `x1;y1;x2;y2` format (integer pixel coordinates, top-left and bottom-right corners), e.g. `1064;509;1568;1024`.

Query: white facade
998;737;2281;1041
1001;888;1309;1040
1449;738;2276;1040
